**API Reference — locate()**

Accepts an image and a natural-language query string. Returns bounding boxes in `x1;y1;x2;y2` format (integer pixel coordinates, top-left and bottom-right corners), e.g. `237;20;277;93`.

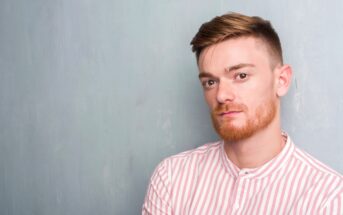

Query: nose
216;81;235;104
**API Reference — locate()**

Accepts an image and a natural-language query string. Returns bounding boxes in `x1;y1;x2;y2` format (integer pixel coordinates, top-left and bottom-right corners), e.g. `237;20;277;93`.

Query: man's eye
207;80;215;86
202;80;217;89
236;73;248;80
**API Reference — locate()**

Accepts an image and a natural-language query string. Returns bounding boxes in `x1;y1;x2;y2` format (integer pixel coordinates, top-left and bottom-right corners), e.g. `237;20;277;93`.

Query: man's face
198;37;280;142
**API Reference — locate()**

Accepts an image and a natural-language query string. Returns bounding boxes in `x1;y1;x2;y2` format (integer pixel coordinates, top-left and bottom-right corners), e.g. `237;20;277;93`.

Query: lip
219;111;242;117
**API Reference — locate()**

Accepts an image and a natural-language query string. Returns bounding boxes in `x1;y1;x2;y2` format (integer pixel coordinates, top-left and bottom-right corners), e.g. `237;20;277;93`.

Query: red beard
211;99;277;142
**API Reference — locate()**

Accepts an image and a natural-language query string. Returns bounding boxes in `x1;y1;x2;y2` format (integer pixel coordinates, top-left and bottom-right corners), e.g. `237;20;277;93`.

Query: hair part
190;12;283;67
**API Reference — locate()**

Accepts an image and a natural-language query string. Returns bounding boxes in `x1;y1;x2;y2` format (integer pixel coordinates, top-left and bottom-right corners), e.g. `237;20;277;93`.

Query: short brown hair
190;12;283;66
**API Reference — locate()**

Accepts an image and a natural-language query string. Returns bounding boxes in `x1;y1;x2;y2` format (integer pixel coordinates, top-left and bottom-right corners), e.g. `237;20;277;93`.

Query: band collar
220;132;295;179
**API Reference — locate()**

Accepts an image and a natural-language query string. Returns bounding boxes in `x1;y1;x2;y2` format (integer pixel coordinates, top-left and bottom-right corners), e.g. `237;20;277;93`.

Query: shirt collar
220;132;295;179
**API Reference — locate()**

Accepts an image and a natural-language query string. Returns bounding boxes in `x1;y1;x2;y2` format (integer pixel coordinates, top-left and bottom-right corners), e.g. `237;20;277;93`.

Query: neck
223;118;285;169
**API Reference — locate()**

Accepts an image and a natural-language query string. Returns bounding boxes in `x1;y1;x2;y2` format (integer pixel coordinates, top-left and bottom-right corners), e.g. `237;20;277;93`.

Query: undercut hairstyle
190;12;283;67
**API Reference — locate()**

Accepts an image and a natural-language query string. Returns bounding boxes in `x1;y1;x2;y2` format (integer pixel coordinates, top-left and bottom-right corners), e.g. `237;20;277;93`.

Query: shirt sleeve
142;159;172;215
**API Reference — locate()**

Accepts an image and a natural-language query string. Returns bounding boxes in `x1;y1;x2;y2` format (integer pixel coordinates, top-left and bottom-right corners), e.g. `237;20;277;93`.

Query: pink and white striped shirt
142;134;343;214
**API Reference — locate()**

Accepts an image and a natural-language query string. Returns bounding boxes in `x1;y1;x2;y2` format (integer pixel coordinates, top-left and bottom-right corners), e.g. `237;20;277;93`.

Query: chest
171;168;323;215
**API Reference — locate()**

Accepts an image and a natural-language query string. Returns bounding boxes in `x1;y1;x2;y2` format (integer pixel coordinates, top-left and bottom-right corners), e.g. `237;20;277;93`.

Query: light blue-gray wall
1;0;342;214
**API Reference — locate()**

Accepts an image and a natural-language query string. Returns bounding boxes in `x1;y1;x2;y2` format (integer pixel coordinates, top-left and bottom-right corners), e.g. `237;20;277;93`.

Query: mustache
212;103;248;114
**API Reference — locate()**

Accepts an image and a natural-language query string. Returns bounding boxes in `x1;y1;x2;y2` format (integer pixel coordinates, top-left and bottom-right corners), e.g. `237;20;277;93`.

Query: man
142;12;343;214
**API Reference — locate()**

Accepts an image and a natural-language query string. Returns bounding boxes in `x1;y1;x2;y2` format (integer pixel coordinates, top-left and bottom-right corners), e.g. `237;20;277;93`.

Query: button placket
231;177;244;213
231;174;252;214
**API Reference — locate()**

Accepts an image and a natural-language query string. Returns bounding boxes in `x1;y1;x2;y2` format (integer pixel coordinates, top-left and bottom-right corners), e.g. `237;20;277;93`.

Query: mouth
219;111;242;117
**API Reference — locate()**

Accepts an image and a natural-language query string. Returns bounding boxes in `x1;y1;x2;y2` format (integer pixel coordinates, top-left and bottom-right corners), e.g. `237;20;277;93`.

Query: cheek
203;91;217;109
243;89;272;112
248;80;275;101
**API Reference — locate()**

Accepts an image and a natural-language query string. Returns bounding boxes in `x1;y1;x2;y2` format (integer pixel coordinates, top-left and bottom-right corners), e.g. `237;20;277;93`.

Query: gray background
1;0;342;214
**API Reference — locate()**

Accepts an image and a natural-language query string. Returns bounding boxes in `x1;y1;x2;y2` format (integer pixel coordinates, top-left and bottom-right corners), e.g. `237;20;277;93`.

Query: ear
275;64;292;97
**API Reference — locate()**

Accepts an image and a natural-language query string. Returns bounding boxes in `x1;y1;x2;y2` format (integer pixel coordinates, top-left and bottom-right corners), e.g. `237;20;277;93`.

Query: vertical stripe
204;166;226;214
274;158;299;214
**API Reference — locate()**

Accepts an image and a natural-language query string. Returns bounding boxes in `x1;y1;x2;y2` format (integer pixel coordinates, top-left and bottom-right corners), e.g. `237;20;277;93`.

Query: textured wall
0;0;342;214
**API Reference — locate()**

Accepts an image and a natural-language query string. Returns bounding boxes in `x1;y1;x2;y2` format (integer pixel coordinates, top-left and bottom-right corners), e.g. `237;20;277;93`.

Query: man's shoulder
289;145;343;211
171;141;222;158
292;145;343;180
155;141;222;171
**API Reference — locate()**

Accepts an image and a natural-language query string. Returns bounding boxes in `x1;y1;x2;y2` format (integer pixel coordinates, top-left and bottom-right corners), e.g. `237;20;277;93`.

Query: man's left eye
236;73;247;80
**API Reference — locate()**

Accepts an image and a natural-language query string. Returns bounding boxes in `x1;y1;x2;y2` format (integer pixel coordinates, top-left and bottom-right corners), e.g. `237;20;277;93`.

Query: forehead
198;37;272;72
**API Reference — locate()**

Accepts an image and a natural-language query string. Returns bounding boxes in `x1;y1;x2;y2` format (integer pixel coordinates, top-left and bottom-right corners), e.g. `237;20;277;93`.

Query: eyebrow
198;63;255;79
226;63;255;72
198;72;215;79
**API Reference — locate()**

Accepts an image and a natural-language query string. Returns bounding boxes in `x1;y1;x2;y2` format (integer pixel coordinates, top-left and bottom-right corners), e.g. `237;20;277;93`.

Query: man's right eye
202;79;217;89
